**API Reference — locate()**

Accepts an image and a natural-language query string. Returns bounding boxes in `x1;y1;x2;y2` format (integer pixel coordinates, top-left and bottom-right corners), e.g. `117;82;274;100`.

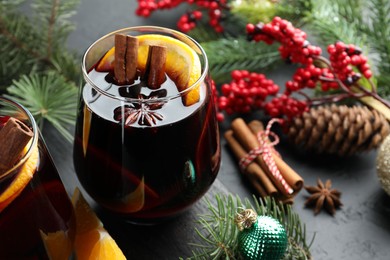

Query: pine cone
287;104;390;156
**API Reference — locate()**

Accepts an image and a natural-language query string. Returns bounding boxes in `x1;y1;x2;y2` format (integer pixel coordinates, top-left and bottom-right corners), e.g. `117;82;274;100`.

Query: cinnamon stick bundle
225;118;304;203
248;120;303;191
114;33;167;89
225;130;278;197
0;118;33;175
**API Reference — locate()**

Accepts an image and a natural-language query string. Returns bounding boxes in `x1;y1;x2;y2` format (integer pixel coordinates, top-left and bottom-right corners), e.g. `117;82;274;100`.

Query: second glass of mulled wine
73;26;220;223
0;97;75;259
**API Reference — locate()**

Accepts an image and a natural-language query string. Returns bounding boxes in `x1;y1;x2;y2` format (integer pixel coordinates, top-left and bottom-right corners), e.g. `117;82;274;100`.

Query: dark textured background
41;1;390;259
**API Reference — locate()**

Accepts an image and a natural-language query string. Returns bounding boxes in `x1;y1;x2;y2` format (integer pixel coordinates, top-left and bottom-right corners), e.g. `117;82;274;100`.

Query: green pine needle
183;194;313;260
0;0;80;141
0;13;41;88
306;0;390;100
202;37;280;84
31;0;79;57
306;0;367;47
5;71;78;142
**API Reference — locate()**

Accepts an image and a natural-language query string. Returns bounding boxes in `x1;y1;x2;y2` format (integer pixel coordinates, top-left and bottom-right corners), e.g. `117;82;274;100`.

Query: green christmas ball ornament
377;134;390;196
235;209;288;260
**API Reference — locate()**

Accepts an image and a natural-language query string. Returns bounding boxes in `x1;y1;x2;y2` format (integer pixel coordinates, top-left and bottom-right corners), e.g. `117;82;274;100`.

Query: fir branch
274;0;313;26
50;49;81;84
4;71;78;142
0;0;80;87
183;194;313;260
363;0;390;98
31;0;79;60
0;13;41;88
188;25;223;43
0;0;27;13
202;37;280;84
306;0;367;47
0;0;80;140
306;0;390;100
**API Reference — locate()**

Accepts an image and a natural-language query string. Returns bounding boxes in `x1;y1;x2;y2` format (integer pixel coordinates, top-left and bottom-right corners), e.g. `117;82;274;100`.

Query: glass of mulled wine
0;96;75;259
73;26;221;223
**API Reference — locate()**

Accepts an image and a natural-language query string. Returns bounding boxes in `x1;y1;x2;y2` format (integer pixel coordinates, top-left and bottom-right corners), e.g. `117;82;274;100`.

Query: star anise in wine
113;89;166;126
304;178;342;216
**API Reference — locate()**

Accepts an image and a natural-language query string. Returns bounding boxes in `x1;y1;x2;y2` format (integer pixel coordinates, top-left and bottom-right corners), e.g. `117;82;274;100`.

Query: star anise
113;89;166;126
304;178;342;216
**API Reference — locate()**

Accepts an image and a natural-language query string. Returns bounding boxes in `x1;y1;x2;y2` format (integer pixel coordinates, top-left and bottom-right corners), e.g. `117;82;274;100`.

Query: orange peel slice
82;104;92;157
40;230;73;260
0;142;39;213
72;188;126;260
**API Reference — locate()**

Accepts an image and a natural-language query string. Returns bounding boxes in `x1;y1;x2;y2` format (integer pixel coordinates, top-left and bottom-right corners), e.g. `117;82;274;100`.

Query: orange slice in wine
82;104;92;157
95;34;202;106
95;47;115;72
0;142;39;213
102;176;145;213
72;188;126;260
137;34;201;106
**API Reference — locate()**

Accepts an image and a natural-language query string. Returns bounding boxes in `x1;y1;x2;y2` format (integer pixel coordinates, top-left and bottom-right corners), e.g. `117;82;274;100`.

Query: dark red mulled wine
0;104;75;259
73;27;220;222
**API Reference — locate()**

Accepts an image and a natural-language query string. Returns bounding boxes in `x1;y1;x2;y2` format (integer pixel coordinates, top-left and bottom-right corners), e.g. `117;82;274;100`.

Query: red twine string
239;118;294;195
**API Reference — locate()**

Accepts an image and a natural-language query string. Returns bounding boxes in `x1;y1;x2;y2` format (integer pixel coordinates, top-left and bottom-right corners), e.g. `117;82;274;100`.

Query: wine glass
0;96;75;258
73;26;221;223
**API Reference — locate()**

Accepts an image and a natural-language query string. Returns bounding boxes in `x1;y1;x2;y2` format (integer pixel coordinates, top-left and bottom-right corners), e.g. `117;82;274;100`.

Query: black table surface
40;1;390;259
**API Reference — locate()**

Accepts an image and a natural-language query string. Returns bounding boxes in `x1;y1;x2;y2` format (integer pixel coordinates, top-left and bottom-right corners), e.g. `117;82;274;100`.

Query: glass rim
0;96;38;179
81;26;209;103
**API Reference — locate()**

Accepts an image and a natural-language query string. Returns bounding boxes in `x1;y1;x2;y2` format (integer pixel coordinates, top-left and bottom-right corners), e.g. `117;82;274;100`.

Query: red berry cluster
216;70;279;121
286;65;339;92
177;11;202;32
264;94;308;119
136;0;182;17
246;17;322;65
136;0;228;33
327;41;372;85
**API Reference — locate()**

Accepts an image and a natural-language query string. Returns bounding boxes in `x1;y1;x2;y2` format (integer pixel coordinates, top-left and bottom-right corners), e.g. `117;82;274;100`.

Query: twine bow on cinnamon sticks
225;118;304;203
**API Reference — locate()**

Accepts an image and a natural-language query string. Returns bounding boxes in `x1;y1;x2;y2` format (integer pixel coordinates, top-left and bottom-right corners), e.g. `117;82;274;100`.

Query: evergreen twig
201;37;280;84
363;0;390;98
306;0;390;100
0;0;80;141
5;72;78;142
183;194;313;260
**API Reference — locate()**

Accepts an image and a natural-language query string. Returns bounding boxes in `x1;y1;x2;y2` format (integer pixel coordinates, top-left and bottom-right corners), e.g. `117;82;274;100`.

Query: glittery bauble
237;215;288;260
376;134;390;196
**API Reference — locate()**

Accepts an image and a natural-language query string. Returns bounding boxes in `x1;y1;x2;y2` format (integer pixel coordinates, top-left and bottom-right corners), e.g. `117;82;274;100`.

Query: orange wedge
95;34;201;106
137;34;201;106
40;230;73;260
95;47;115;72
72;188;126;260
0;142;39;213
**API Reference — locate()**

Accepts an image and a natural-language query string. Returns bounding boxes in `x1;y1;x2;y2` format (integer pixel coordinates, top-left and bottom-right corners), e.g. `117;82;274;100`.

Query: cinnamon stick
0;118;33;175
225;130;278;197
230;118;293;196
114;34;127;85
143;45;167;89
125;36;139;84
248;120;304;192
114;34;139;85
